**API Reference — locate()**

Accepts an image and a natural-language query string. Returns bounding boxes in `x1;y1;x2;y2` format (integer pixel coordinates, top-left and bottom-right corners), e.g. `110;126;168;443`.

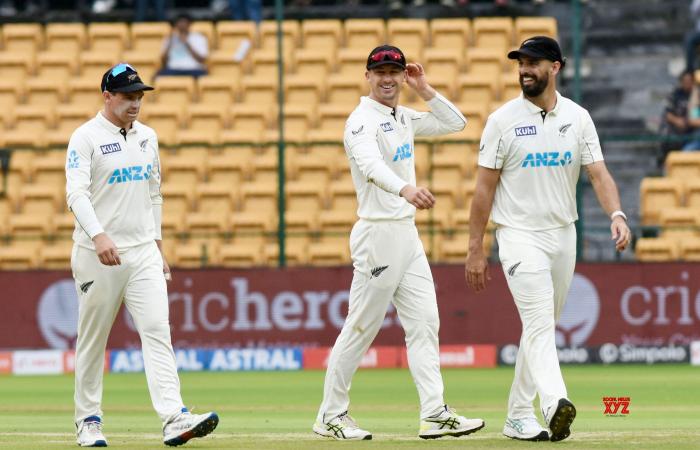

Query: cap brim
110;83;154;93
508;48;548;61
367;61;406;70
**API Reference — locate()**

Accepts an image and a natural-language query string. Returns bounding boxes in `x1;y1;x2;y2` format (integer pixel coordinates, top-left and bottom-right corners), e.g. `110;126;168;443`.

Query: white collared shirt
478;91;603;231
65;112;162;250
344;93;466;220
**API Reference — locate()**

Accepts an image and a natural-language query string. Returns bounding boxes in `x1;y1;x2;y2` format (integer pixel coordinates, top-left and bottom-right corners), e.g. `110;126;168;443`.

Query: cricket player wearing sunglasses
313;45;484;441
66;63;219;447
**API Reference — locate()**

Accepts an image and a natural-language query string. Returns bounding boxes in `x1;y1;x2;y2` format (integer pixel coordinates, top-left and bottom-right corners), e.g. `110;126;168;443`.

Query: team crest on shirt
514;126;537;137
139;139;149;152
400;115;406;126
100;142;122;155
559;123;572;137
380;122;393;132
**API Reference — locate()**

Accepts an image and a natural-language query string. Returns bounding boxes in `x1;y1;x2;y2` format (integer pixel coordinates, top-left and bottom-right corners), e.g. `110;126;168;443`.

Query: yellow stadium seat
68;78;103;109
344;19;385;49
424;49;463;85
249;151;278;184
161;210;184;236
473;17;514;52
185;212;229;237
286;180;326;213
0;244;39;270
327;74;365;105
207;51;248;80
192;21;216;48
259;20;300;51
415;208;450;231
36;52;78;81
337;48;368;77
285;209;319;235
226;105;272;143
53;212;76;237
457;74;499;107
439;231;493;263
153;76;195;106
319;209;355;237
251;49;292;79
451;209;469;230
5;106;54;147
502;77;521;102
288;152;335;184
207;151;251;186
514;17;558;44
196;183;237;216
19;184;63;214
140;104;184;146
45;23;86;55
428;178;464;212
6;150;34;189
121;51;160;85
215;21;257;52
387;19;429;60
406;74;453;102
79;52;120;80
418;230;443;260
240;77;278;105
456;103;488;136
640;177;684;225
0;53;35;83
659;208;700;238
39;242;73;269
130;22;170;53
329;179;356;211
430;18;471;54
230;210;276;241
161;150;207;188
679;237;700;261
665;151;700;179
241;182;278;214
268;106;314;143
31;150;67;188
635;237;679;262
263;237;308;266
309;104;351;141
0;80;24;111
173;240;220;268
178;105;228;145
197;76;238;108
685;180;700;208
307;240;350;266
87;23;129;54
26;78;66;108
294;48;333;78
285;74;323;106
219;241;265;267
302;19;341;55
51;105;97;147
3;23;43;54
160;183;194;215
8;212;52;237
466;47;504;78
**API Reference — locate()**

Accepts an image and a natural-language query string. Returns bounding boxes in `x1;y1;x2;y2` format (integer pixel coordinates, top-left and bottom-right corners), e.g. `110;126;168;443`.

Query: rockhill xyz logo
371;266;388;278
603;396;630;416
521;151;573;168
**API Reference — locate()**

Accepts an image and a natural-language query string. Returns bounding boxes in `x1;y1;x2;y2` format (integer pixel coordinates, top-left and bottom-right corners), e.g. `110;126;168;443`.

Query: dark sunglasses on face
370;50;403;62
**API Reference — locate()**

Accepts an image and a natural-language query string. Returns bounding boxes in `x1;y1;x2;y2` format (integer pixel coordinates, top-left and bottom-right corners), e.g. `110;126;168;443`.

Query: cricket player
465;37;631;442
66;63;219;447
313;45;485;441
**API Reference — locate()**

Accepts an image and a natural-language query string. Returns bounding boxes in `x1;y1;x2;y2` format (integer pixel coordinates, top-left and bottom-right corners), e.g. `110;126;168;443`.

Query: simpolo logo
556;273;600;347
37;279;79;349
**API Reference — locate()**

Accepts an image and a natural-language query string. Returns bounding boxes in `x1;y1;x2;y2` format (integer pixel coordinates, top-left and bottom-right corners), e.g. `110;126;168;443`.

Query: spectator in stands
683;70;700;151
660;71;694;159
686;0;700;72
135;0;167;22
157;13;209;78
212;0;262;22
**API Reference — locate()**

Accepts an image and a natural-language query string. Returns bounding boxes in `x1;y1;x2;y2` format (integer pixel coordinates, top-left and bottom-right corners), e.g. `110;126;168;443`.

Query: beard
520;72;549;97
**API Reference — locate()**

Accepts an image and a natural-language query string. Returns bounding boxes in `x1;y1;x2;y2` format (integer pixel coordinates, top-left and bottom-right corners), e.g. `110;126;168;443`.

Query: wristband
611;210;627;221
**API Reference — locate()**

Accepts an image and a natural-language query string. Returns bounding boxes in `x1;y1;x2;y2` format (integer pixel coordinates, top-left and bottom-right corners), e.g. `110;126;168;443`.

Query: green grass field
0;365;698;449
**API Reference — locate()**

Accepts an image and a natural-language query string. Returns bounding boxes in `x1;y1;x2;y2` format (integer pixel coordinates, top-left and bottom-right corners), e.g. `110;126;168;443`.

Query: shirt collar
96;111;138;135
521;91;563;116
361;96;397;116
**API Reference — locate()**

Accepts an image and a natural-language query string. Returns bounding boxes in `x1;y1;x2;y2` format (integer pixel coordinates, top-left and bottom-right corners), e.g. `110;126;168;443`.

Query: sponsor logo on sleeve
99;142;122;155
67;150;79;169
514;125;537;137
351;125;364;136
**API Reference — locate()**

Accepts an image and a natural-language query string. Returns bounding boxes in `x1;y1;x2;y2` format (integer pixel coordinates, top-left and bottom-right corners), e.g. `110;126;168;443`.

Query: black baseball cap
508;36;566;69
100;63;154;93
366;45;406;70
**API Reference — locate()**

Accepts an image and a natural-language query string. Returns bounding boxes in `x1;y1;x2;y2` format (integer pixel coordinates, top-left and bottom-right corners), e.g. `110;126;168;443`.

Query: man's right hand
465;246;490;292
93;233;121;266
400;185;435;210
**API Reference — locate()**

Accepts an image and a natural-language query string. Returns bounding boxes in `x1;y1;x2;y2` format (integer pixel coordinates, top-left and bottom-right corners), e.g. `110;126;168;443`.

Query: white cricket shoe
418;405;485;439
543;398;576;442
163;408;219;447
76;416;107;447
503;417;549;441
313;412;372;440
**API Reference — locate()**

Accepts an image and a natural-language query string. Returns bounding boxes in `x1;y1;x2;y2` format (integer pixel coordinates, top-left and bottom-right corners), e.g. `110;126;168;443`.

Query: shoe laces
83;420;103;435
335;412;359;429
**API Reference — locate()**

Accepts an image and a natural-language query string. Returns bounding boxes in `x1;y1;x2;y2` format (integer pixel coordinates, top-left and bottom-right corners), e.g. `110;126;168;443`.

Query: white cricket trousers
317;219;444;422
72;241;184;424
496;224;576;420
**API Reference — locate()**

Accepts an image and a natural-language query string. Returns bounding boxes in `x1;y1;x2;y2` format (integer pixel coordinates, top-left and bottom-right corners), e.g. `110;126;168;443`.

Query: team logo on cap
128;73;137;81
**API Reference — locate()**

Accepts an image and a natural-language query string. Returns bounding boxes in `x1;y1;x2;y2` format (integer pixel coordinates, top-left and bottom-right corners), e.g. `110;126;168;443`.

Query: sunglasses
369;50;403;62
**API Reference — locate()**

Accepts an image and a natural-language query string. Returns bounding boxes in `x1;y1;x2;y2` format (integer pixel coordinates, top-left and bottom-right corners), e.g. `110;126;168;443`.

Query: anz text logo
392;143;412;161
108;165;152;184
521;151;573;168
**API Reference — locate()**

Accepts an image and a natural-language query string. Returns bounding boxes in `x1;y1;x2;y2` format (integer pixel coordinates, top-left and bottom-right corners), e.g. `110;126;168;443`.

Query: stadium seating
635;237;679;262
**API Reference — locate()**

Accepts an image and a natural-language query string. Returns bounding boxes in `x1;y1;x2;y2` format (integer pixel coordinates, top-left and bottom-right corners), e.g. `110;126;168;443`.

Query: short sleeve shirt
478;92;604;230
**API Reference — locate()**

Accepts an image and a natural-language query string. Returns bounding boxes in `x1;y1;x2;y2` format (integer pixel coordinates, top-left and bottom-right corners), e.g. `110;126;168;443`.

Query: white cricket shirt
478;91;604;231
66;112;163;250
345;93;466;220
162;32;208;71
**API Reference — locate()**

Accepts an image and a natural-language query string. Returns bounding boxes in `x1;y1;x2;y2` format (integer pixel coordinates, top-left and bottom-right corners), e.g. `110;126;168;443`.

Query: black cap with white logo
366;45;407;70
100;63;154;93
507;36;566;69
